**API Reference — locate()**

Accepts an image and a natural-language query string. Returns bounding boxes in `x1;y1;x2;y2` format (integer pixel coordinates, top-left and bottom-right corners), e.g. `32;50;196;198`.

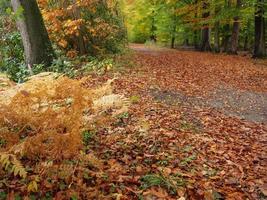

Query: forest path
127;43;267;124
86;44;267;199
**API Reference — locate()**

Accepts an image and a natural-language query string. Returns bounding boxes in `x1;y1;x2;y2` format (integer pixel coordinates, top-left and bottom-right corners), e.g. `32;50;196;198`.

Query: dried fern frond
0;153;27;179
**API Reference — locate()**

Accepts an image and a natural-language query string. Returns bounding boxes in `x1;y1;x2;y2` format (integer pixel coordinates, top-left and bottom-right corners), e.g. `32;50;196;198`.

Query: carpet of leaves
84;45;267;200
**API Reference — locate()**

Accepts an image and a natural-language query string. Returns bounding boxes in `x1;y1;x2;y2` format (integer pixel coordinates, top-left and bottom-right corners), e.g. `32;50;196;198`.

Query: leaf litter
0;45;267;199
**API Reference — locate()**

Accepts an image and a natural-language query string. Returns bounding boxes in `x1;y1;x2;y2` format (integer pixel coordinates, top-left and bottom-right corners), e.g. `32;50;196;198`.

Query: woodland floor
84;44;267;200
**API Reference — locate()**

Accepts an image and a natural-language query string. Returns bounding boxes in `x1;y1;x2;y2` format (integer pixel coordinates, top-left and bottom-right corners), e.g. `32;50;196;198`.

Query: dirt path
129;44;267;124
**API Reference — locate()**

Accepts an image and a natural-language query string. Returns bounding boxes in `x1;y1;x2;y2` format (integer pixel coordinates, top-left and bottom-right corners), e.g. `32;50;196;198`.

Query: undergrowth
0;73;128;198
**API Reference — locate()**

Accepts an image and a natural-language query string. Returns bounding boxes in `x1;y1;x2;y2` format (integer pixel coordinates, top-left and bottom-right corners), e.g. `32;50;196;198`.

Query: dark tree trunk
253;0;266;58
222;24;231;52
170;5;177;49
194;30;199;50
214;22;220;53
201;26;211;51
11;0;54;67
228;0;241;54
171;37;175;49
183;38;189;46
214;5;220;53
243;20;251;51
193;0;199;50
200;2;211;51
150;10;157;43
221;0;231;52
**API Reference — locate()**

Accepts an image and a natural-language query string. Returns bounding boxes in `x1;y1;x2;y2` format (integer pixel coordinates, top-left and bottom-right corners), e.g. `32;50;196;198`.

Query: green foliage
122;0;264;51
0;138;7;148
180;154;197;167
0;191;7;200
82;130;95;146
0;29;26;82
140;173;185;195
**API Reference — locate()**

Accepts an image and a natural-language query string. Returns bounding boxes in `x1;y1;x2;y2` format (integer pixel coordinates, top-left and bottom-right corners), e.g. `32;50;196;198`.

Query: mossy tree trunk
11;0;54;68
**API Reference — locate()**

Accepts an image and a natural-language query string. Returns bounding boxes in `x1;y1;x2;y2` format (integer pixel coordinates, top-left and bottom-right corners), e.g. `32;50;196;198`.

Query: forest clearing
0;0;267;199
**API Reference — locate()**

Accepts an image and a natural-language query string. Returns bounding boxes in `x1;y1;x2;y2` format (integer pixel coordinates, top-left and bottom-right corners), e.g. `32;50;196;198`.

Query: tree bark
253;0;266;58
214;5;220;53
243;20;251;51
11;0;54;67
222;24;231;52
193;0;199;50
200;2;211;51
228;0;241;54
214;21;220;53
170;4;177;49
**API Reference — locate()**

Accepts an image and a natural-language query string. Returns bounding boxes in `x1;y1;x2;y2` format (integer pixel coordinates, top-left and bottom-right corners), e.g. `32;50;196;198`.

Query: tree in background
11;0;54;67
253;0;266;58
200;1;211;51
122;0;266;58
39;0;126;57
228;0;241;54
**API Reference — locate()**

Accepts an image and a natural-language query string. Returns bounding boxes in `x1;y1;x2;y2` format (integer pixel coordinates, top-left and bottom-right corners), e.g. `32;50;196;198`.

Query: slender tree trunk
170;5;177;49
214;5;220;53
253;0;266;58
222;0;231;52
222;24;231;52
214;22;220;53
194;30;199;50
193;0;199;50
228;0;241;54
11;0;54;67
150;10;157;42
243;20;251;51
183;29;189;46
171;37;175;48
200;2;211;51
72;3;87;55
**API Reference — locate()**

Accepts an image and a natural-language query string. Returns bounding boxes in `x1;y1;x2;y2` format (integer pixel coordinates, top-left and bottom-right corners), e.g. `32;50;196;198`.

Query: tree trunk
183;29;189;47
200;2;211;51
193;0;199;50
253;0;266;58
214;5;220;53
243;20;251;51
222;24;231;52
11;0;54;67
150;10;157;43
214;21;220;53
170;5;177;49
228;0;241;54
194;30;199;50
171;37;175;49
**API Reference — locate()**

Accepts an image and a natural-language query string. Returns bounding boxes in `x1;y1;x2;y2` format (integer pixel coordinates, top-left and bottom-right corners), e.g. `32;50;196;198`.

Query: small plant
0;138;7;148
180;121;200;133
81;58;114;75
130;95;140;104
180;154;197;167
0;153;27;179
117;112;129;119
82;130;95;146
140;173;184;195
